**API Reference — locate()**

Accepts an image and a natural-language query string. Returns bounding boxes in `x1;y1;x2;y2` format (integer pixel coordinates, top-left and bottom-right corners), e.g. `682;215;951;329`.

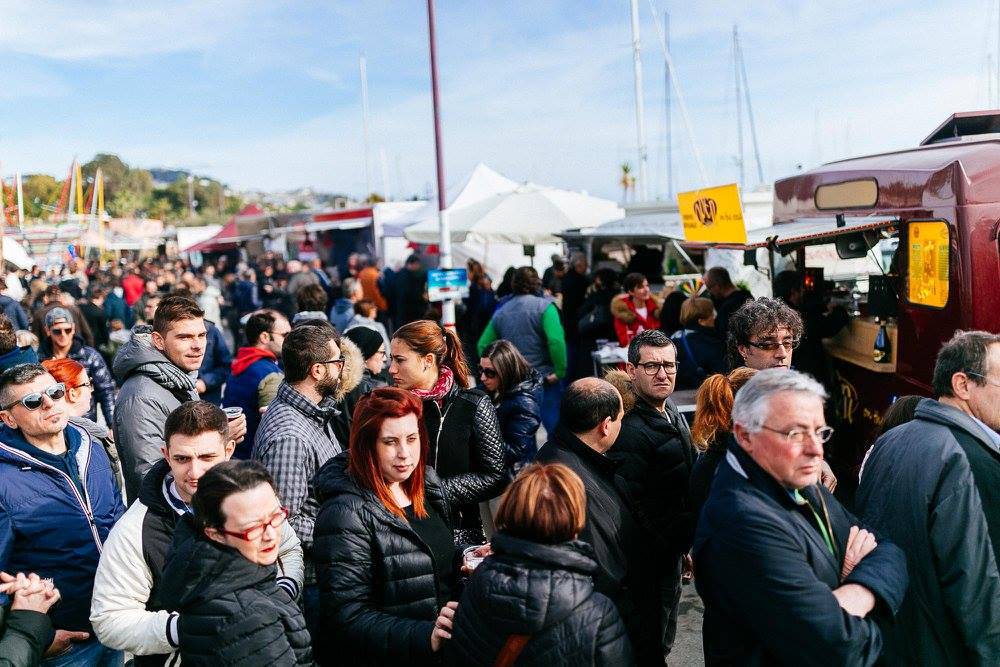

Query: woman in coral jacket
611;273;662;347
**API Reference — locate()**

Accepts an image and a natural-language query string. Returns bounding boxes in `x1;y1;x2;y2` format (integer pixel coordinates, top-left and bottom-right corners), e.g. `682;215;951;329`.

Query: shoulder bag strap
494;634;531;667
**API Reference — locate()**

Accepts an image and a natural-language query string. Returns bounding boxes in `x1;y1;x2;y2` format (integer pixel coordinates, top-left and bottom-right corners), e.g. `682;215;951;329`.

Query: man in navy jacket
694;368;907;666
0;363;124;663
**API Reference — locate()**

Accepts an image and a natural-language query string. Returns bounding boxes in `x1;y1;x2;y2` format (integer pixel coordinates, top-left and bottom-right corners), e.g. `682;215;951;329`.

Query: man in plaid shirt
253;321;344;636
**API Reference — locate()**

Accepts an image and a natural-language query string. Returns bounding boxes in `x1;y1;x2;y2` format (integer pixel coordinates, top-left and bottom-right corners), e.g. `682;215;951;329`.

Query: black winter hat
344;326;384;360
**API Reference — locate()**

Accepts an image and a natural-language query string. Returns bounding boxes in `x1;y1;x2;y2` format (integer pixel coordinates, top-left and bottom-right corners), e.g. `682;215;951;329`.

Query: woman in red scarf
389;320;507;543
611;272;662;347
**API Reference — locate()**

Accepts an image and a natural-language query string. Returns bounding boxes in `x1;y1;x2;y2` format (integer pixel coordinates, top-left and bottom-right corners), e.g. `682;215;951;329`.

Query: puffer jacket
421;384;507;532
159;515;312;666
39;336;116;424
313;452;453;666
113;325;199;501
0;421;124;633
444;534;633;666
493;370;543;467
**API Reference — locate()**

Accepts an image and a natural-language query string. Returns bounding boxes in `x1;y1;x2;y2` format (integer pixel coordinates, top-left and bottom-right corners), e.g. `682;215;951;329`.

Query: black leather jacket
421;385;507;530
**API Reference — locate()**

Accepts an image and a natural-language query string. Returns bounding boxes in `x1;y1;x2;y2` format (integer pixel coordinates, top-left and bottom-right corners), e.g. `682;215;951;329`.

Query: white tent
3;237;33;270
404;183;622;246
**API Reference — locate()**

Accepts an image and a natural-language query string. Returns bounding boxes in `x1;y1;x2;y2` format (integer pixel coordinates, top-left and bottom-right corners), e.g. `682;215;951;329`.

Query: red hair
690;367;757;451
41;358;87;389
348;387;430;519
392;320;471;388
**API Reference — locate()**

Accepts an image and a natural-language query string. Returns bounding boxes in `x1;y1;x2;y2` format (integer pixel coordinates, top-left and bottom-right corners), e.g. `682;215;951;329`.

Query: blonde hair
495;463;586;544
680;296;715;328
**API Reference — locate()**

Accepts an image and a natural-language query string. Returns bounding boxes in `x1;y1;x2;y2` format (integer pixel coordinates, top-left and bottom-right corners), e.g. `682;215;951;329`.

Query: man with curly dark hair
725;297;804;371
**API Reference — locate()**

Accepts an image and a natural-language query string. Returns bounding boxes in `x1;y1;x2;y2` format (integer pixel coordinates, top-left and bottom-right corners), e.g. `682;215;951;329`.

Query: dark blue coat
198;322;232;406
494;370;542;467
103;290;133;328
670;325;727;390
0;422;124;632
0;295;28;331
223;347;283;458
693;443;908;666
39;337;116;424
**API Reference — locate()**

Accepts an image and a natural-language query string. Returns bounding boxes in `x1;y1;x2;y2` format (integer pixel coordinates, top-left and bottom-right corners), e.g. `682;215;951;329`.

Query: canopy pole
426;0;455;327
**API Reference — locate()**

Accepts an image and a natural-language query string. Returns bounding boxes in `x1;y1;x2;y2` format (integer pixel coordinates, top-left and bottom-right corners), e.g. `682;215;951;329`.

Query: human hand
682;553;694;584
832;583;875;618
195;379;207;394
228;414;248;443
545;373;559;385
12;577;59;614
820;460;837;491
840;526;877;580
460;544;492;575
430;601;458;652
44;630;90;658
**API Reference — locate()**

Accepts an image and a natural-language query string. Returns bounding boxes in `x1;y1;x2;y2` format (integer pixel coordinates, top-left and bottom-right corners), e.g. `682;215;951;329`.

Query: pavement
669;582;705;666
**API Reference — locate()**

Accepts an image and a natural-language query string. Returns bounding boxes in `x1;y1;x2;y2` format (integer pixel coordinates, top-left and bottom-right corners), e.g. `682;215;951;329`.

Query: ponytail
441;326;471;388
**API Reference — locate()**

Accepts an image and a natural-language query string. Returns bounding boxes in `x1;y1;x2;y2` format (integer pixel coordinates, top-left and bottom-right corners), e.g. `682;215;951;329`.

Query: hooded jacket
90;459;303;665
196;322;231;406
158;515;312;666
312;452;453;666
39;335;116;424
113;325;200;501
611;294;661;347
0;421;124;633
445;534;633;666
0;345;38;372
857;398;1000;666
222;346;283;457
694;442;908;666
493;369;543;467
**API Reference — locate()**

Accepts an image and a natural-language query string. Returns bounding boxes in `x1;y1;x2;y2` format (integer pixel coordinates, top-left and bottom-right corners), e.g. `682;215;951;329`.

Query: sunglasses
50;327;74;337
479;367;498;379
3;384;66;411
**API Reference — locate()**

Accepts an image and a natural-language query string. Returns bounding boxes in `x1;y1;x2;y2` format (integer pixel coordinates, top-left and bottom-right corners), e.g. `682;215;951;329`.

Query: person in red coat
612;273;662;347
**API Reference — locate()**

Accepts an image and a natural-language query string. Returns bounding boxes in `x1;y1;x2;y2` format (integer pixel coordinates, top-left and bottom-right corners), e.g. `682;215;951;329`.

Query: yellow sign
907;220;949;308
677;183;747;244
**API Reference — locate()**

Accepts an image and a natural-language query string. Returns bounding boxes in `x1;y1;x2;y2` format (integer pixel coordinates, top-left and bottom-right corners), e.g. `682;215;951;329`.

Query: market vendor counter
822;316;897;373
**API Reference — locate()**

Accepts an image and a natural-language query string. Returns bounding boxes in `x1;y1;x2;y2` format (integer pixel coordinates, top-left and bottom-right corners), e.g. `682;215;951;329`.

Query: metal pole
734;25;744;190
359;55;373;201
664;11;672;200
737;34;765;185
426;0;455;327
629;0;648;201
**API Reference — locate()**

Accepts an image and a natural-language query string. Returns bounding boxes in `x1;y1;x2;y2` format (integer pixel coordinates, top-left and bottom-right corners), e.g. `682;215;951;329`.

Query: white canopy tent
3;237;34;270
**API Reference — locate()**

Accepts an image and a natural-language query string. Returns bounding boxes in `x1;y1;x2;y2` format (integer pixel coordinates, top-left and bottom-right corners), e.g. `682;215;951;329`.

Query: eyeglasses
50;327;74;337
318;357;345;370
759;423;834;444
747;338;801;352
74;382;92;390
2;383;66;411
220;507;288;542
479;367;498;379
966;372;1000;388
636;361;679;376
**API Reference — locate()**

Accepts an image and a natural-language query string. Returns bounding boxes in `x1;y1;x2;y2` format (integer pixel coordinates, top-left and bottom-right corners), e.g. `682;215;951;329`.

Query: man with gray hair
857;330;1000;664
694;368;907;665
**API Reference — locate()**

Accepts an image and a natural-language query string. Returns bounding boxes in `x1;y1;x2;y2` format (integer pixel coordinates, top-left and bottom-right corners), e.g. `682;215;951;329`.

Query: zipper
0;442;103;552
430;399;453;471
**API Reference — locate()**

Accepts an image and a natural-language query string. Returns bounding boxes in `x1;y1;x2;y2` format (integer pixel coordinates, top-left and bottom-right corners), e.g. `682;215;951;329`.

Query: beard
317;372;341;398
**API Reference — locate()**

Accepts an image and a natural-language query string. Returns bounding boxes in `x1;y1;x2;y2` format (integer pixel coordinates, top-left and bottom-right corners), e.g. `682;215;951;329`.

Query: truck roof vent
921;110;1000;146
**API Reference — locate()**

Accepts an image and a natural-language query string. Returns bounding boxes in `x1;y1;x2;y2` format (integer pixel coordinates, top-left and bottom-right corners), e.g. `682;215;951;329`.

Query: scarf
410;365;454;404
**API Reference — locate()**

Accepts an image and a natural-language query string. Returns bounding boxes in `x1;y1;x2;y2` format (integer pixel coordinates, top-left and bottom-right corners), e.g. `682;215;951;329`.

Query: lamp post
426;0;455;327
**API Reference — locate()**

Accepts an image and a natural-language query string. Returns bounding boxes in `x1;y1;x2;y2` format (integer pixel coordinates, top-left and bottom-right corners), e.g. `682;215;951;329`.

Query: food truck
724;111;1000;488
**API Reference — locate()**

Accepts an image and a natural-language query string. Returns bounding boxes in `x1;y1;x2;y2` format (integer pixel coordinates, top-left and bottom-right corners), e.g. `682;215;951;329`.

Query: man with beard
253;320;344;638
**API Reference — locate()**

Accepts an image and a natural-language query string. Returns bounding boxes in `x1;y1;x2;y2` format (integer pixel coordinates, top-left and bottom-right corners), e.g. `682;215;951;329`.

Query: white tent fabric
404;183;622;246
3;237;34;270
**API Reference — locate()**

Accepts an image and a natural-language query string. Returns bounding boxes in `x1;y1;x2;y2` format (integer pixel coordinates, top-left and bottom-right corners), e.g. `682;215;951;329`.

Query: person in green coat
0;571;59;667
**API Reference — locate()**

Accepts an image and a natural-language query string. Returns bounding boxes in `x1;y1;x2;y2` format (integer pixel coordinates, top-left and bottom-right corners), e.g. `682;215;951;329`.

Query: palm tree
620;162;634;204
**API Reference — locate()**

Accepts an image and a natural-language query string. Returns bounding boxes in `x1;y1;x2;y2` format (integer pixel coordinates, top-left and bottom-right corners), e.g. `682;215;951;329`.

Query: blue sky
0;0;993;202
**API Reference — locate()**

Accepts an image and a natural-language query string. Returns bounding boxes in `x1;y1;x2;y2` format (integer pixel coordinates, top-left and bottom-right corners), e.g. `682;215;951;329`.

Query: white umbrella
404;183;622;246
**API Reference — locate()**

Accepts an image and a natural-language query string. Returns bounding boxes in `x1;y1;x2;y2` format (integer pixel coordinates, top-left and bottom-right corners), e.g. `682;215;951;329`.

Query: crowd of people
0;251;995;666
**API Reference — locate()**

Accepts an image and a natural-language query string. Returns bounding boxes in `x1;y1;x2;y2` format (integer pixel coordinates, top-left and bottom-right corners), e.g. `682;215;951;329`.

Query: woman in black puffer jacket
159;461;312;666
390;320;507;543
445;463;633;666
313;388;462;666
479;340;543;469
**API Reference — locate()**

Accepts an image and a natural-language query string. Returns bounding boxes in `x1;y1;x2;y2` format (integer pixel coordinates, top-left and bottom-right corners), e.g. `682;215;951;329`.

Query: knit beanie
344;326;384;360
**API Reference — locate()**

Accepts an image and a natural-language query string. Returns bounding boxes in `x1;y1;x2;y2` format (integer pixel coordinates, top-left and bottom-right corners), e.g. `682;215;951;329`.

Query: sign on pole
677;183;747;244
428;268;469;302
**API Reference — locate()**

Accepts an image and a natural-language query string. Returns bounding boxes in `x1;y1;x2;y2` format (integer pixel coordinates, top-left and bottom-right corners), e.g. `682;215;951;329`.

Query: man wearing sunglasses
114;294;248;502
0;363;125;664
857;331;1000;664
38;307;116;426
694;368;907;665
91;401;302;665
253;321;347;638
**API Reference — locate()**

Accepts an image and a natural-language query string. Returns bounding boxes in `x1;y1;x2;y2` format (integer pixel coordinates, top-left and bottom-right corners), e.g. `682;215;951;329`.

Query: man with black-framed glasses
694;368;907;665
858;330;1000;664
0;363;125;664
253;320;349;640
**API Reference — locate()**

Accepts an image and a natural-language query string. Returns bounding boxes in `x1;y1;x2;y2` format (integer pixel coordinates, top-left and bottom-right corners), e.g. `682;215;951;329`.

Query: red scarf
409;365;454;404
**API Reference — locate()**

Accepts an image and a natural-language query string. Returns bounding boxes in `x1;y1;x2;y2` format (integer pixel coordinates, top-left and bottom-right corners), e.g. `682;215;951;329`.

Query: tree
619;162;634;204
20;174;62;219
108;190;146;218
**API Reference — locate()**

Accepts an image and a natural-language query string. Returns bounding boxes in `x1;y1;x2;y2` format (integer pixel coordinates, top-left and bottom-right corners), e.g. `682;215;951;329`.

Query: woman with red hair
312;387;461;665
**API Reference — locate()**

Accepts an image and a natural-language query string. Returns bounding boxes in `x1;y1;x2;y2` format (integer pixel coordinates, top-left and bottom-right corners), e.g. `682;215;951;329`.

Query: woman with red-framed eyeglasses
159;460;313;665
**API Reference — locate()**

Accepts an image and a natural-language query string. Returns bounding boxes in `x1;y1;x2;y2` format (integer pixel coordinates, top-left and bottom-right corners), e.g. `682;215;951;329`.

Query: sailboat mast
734;25;744;190
629;0;649;201
359;54;373;201
664;11;672;200
736;29;765;185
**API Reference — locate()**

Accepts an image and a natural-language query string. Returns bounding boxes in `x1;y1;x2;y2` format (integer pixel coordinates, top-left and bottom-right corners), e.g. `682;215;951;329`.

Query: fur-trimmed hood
333;336;364;402
610;293;662;324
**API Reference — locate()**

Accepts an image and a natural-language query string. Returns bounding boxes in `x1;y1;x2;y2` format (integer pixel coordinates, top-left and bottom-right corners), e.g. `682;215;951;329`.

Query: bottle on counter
873;316;891;363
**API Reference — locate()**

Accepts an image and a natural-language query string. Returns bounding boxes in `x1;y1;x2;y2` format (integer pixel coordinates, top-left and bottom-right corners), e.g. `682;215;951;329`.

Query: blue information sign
427;268;469;302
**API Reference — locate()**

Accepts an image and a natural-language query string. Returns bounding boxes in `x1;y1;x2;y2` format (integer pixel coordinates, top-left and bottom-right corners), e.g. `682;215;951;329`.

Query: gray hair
627;329;676;365
932;330;1000;397
731;368;827;432
0;363;50;409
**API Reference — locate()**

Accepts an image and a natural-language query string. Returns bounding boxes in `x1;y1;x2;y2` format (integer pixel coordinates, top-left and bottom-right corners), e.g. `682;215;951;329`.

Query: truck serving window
906;220;949;308
814;179;878;210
